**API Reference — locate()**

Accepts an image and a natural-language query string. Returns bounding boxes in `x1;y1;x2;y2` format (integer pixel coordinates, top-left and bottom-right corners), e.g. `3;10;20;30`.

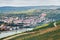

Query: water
0;28;33;39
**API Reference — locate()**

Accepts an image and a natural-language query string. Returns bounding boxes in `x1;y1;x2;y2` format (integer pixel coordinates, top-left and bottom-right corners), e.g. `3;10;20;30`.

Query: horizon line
0;5;60;7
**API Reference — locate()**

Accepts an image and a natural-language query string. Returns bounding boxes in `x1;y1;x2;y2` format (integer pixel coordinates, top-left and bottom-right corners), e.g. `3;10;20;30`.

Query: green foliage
33;22;54;31
56;20;60;25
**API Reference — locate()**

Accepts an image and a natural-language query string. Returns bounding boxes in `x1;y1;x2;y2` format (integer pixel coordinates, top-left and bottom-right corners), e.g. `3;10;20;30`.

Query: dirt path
3;26;60;40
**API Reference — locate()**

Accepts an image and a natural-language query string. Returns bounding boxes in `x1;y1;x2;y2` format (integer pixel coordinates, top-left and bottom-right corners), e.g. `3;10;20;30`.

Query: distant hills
0;6;40;14
0;6;60;14
0;6;60;21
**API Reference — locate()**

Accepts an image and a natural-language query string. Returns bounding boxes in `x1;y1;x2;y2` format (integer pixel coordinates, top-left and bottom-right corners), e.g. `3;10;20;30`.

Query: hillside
0;6;60;21
8;21;60;40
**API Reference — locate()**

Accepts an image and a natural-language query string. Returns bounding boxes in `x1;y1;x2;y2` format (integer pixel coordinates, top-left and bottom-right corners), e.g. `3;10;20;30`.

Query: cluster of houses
0;13;51;31
0;24;20;31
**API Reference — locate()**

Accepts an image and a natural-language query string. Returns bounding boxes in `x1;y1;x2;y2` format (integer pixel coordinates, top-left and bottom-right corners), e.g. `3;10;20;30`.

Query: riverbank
0;28;33;39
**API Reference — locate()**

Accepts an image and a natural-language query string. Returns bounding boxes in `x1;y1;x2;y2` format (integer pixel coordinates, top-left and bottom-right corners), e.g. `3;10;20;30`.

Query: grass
56;20;60;25
33;22;54;31
23;29;60;40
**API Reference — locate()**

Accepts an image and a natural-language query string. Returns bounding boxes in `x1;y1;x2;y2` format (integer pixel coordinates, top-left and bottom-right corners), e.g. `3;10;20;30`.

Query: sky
0;0;60;7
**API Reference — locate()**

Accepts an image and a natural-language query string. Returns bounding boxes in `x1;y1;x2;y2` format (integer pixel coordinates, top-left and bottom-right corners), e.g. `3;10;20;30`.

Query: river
0;28;33;39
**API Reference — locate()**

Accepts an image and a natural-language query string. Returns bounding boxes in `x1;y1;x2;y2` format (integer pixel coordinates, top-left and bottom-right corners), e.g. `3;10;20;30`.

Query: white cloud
0;0;60;7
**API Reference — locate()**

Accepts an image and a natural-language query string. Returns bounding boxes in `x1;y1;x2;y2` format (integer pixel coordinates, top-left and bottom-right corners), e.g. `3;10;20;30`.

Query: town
0;13;54;31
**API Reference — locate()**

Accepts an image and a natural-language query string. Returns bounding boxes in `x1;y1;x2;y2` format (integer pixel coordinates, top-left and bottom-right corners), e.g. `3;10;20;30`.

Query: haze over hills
0;6;60;14
0;6;39;14
0;6;60;21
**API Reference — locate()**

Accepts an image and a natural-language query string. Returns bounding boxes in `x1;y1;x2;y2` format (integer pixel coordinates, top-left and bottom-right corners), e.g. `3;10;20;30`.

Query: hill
0;6;60;21
0;6;60;14
8;21;60;40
